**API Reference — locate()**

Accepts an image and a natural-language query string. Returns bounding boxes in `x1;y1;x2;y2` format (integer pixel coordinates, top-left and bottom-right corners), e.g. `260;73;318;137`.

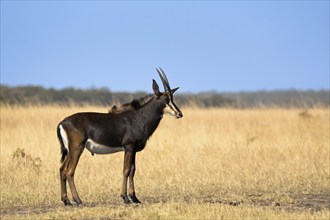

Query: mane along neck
109;94;154;114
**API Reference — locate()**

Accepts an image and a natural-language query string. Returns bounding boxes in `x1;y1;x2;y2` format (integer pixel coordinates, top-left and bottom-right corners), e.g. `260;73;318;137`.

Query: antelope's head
152;68;183;119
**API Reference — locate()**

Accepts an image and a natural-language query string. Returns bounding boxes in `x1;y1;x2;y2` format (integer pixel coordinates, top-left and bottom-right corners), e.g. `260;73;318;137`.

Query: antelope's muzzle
176;112;183;118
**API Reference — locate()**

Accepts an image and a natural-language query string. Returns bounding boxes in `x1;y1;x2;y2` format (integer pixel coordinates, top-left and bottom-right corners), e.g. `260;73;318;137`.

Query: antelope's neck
138;98;164;136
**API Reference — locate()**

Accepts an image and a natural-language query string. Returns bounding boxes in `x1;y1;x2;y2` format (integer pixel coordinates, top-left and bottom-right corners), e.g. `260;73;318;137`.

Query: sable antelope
57;68;183;205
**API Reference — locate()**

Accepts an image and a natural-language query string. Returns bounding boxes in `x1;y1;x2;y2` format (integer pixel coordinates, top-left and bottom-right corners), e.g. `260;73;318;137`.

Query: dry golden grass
0;105;329;219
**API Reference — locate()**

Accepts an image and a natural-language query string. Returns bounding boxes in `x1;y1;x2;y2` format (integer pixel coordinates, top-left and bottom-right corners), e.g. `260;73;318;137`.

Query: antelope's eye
164;96;170;103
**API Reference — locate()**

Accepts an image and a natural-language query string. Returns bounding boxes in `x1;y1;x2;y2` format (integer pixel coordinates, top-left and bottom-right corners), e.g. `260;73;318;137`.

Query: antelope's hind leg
60;158;72;206
66;144;85;205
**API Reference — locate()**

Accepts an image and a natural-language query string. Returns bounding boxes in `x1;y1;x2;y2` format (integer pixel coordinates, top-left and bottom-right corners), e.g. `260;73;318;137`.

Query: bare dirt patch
290;193;330;212
1;204;64;218
194;192;330;213
245;192;330;213
2;192;328;219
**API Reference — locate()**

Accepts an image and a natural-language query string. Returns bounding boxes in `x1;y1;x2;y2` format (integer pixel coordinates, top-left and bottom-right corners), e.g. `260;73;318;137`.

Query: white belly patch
85;139;124;155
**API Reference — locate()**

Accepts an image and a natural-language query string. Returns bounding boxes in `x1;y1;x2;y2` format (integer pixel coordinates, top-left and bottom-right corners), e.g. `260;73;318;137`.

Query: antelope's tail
57;124;69;163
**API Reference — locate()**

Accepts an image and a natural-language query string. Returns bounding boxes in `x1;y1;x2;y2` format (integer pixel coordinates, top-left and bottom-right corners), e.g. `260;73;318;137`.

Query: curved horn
156;68;171;93
159;67;170;87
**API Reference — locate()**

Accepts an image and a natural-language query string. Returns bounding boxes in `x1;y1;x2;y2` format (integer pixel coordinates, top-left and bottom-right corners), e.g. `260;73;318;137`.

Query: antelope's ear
171;87;179;94
152;79;161;98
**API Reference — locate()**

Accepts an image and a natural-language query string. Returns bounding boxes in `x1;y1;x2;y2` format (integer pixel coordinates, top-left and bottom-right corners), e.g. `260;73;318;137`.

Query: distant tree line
222;90;329;108
0;84;328;108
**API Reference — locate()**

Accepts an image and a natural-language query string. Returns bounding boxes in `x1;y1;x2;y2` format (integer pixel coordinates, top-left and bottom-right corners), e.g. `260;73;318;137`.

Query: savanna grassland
0;105;329;219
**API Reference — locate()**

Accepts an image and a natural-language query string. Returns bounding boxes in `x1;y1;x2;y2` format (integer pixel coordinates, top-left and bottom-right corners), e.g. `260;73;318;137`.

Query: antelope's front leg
121;150;141;204
128;152;141;203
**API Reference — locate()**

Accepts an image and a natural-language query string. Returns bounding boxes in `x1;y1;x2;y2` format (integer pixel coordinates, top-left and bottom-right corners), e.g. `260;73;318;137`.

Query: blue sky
1;1;329;93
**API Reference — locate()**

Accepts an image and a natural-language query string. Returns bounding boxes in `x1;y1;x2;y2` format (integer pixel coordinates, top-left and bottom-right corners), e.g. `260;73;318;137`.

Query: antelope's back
59;112;127;147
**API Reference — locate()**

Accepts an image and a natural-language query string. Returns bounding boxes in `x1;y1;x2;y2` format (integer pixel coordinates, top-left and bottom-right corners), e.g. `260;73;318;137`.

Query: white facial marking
163;101;177;117
59;125;69;152
85;139;124;155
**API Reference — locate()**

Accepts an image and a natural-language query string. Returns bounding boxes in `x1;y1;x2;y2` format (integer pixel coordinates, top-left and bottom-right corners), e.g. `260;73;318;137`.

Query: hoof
62;199;72;206
74;199;83;206
129;194;141;203
121;195;131;204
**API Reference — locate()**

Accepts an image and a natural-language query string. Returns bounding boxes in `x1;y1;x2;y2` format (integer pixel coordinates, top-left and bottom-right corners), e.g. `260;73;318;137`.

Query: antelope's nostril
177;113;183;118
